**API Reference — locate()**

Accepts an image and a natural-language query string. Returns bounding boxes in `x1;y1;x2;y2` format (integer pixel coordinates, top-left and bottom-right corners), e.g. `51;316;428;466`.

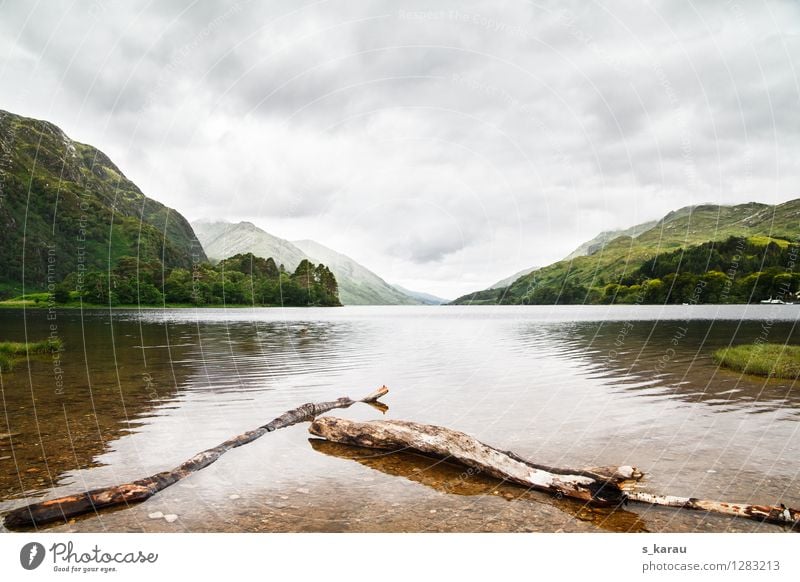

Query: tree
265;257;280;279
137;283;163;305
164;268;192;303
53;283;71;303
315;264;340;306
702;271;728;304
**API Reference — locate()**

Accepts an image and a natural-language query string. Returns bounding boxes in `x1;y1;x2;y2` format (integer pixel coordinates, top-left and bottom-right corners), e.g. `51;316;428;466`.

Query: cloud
1;0;799;297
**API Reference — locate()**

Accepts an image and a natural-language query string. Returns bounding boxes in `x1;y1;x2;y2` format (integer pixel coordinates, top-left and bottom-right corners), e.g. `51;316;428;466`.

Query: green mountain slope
452;200;800;305
563;219;658;260
0;109;205;296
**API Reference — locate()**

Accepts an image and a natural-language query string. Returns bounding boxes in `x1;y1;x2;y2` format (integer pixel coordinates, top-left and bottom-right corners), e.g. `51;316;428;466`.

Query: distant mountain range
0;109;205;296
453;200;800;305
9;108;788;309
192;220;445;305
291;239;421;305
391;284;449;305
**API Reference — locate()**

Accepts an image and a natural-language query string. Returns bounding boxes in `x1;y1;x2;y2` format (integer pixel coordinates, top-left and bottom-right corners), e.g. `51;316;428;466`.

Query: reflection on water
0;305;798;532
539;318;800;413
308;439;649;532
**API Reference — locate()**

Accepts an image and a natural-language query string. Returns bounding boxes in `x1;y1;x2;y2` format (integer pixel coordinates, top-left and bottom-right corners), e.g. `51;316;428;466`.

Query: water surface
1;305;798;532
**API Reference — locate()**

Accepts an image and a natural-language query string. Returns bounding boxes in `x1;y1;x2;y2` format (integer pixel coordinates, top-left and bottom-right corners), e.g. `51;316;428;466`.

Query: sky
1;0;799;299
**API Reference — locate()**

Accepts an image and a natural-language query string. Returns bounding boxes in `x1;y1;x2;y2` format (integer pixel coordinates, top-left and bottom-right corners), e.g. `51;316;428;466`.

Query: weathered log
309;417;642;505
3;386;389;530
309;416;800;530
628;492;800;529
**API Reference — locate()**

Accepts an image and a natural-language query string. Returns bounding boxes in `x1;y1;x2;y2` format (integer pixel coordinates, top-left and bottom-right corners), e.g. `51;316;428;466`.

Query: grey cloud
1;0;799;297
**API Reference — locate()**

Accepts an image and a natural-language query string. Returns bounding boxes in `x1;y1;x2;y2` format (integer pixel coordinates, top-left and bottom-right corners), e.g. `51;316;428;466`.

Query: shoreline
0;302;344;310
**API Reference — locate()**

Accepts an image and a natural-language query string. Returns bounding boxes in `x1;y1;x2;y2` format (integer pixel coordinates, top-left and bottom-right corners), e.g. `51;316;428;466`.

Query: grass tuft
0;352;12;372
0;338;63;372
713;343;800;378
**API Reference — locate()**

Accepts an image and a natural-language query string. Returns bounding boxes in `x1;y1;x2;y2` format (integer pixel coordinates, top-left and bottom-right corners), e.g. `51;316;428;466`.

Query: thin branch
3;386;389;530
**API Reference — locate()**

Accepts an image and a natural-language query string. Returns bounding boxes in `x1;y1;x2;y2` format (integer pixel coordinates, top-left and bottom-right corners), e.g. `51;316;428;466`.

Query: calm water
0;305;798;533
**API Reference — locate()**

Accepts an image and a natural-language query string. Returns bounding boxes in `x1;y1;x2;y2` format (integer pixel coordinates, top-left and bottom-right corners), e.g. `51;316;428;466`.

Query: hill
452;200;800;305
564;219;658;260
0;109;205;296
192;219;423;305
193;220;308;273
292;239;420;306
488;266;539;290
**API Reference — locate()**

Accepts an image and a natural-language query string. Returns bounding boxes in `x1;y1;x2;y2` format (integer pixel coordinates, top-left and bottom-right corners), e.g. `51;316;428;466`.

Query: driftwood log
309;417;800;530
309;417;643;505
3;386;389;530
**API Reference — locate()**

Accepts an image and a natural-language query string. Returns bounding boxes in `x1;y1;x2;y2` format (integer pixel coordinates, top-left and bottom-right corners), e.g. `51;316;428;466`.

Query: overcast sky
1;0;799;298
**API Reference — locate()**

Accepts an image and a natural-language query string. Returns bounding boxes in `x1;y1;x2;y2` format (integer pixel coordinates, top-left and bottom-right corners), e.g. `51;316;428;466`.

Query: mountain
0;109;205;295
488;266;538;290
478;219;655;293
564;219;658;260
391;284;449;305
452;200;800;305
193;220;307;272
291;239;420;306
192;220;423;305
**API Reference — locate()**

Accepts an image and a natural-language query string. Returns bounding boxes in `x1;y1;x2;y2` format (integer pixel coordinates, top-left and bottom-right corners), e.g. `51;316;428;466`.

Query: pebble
229;494;241;500
429;509;437;514
164;514;178;523
280;495;289;500
148;512;164;519
295;488;309;494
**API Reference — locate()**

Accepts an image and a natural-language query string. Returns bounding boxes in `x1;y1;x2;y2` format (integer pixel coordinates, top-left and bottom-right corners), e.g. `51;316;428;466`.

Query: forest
55;253;341;307
520;236;800;305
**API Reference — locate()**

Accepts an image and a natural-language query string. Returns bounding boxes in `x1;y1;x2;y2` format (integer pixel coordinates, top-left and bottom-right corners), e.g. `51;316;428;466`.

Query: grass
0;292;52;306
713;343;800;378
747;235;790;248
0;338;64;372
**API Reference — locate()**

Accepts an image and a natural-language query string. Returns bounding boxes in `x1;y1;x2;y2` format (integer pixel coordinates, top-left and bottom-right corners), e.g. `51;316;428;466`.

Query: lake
1;305;798;532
